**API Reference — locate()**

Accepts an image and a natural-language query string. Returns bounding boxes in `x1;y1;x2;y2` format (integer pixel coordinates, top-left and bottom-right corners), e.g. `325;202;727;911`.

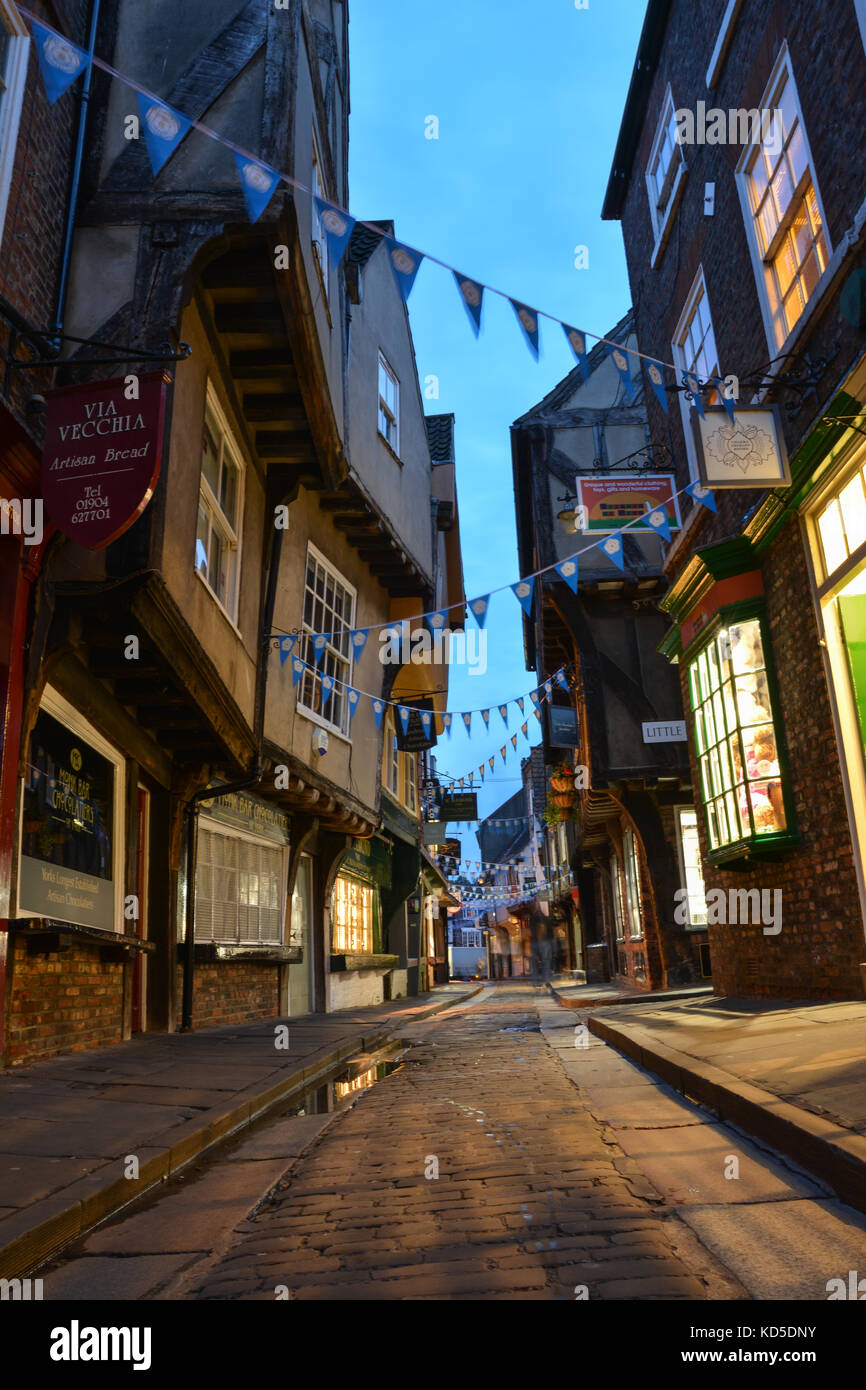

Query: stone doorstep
588;1013;866;1217
0;987;477;1282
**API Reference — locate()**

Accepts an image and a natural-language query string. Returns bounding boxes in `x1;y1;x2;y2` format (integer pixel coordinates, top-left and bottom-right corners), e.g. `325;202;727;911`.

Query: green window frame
685;599;797;862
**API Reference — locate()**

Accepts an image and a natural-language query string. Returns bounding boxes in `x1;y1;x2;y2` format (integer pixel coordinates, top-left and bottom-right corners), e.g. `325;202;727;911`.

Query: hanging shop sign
691;404;791;489
394;698;437;751
439;791;479;823
547;704;580;749
423;821;449;847
576;475;681;533
41;371;170;550
198;786;290;845
18;709;117;931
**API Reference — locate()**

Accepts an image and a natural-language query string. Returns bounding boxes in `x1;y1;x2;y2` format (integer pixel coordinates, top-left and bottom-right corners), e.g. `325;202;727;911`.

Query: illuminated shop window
687;611;793;855
332;874;374;954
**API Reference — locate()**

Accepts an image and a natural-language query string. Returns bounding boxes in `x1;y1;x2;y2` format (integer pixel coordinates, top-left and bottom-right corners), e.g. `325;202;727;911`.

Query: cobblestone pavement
177;984;746;1301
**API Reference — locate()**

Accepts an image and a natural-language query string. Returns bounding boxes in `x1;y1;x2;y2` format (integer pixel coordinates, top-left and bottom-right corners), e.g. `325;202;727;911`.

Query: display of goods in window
687;611;791;854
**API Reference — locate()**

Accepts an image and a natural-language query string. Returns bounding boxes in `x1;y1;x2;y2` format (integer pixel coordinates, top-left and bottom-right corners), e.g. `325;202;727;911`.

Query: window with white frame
404;748;418;813
311;137;328;298
195;820;285;946
378;352;400;455
0;2;28;259
195;391;244;622
382;712;418;812
384;712;401;797
645;86;686;260
622;827;643;938
675;807;708;926
673;268;720;482
736;47;830;351
298;546;355;737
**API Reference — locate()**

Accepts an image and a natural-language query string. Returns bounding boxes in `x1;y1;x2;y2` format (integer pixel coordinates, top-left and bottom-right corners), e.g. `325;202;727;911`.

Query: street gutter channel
32;1041;412;1278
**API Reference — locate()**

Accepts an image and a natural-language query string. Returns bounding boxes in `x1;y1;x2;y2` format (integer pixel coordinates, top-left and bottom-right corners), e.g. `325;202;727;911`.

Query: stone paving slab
0;983;478;1279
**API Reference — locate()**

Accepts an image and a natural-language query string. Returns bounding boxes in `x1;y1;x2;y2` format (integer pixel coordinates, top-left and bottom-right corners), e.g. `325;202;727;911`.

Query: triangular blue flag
543;680;553;698
554;670;569;691
600;532;626;571
609;344;636;401
291;657;305;688
453;271;484;335
529;691;540;708
320;674;335;708
554;556;579;593
644;501;672;542
386;238;423;301
511;578;534;616
420;710;433;736
516;698;524;714
31;21;89;104
499;705;509;728
398;705;411;735
427;609;449;635
480;709;490;728
311;634;327;666
462;712;472;735
350;628;369;657
684;371;705;418
562;324;590;381
686;481;717;513
136;93;192;175
279;635;297;666
645;359;669;414
233;152;281;223
469;595;490;629
314;198;356;267
510;300;540;359
372;698;385;729
347;688;361;721
711;377;737;423
442;713;453;738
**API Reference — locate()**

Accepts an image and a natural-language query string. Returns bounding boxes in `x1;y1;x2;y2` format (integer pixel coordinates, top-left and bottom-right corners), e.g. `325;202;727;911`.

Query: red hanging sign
41;371;170;550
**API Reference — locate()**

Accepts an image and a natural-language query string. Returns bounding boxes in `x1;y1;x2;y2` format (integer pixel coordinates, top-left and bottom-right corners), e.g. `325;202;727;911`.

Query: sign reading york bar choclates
41;371;170;548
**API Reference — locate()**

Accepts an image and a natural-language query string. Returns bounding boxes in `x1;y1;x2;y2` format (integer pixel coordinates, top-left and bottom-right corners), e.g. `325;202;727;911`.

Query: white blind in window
196;823;284;945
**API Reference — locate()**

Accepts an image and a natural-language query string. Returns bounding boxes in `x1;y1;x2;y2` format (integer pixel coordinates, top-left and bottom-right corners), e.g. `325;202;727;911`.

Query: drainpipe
179;519;285;1031
53;0;102;345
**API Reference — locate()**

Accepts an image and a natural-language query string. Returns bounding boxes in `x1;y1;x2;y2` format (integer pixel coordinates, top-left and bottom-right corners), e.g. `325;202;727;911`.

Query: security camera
313;729;329;756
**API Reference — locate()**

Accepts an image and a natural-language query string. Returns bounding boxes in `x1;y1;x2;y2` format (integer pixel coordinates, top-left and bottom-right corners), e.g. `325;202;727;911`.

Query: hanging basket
551;791;575;808
549;774;574;793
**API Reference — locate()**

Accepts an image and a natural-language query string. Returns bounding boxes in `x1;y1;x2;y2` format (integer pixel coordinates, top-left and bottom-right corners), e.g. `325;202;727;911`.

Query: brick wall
677;518;864;999
175;963;280;1030
6;936;124;1065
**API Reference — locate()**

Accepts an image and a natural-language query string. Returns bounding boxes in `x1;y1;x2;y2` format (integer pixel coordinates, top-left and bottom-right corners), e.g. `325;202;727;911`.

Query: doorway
289;854;314;1016
131;785;149;1033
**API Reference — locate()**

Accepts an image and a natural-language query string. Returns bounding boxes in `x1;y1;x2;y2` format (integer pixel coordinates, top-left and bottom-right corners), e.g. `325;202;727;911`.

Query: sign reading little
42;371;170;549
642;720;687;743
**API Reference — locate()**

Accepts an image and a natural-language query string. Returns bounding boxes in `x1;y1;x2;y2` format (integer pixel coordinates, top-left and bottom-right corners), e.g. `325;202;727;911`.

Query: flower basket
549;774;574;793
551;791;575;808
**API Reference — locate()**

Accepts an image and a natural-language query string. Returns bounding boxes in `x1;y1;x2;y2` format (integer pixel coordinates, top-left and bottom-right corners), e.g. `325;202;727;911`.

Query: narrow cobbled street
41;984;866;1302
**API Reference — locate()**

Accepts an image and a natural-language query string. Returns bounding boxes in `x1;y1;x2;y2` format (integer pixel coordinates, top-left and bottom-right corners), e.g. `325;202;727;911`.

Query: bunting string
20;10;735;461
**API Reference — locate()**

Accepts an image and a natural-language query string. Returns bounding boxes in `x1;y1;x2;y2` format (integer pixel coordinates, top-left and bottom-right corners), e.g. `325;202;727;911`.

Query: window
311;138;328;298
0;2;28;259
736;48;830;351
404;749;418;813
382;712;417;811
298;546;356;737
332;874;374;953
195;821;285;945
378;352;400;455
609;851;625;941
195;391;244;622
645;86;686;262
385;713;400;797
816;461;866;576
673;269;720;482
675;807;708;927
687;611;791;855
622;828;643;938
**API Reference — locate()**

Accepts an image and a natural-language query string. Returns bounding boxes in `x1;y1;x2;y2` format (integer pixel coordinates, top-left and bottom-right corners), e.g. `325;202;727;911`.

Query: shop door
131;786;149;1033
289;855;313;1016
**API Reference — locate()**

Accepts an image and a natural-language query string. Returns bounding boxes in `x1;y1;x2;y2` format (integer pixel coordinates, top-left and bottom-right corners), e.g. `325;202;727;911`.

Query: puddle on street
277;1047;407;1118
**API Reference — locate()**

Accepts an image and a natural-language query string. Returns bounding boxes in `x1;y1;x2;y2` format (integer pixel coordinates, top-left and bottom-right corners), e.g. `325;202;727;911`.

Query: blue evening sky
349;0;646;851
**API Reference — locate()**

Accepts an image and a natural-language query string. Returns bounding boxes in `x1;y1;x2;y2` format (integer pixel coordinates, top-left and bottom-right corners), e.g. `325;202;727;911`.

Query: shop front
328;834;397;1010
8;683;153;1065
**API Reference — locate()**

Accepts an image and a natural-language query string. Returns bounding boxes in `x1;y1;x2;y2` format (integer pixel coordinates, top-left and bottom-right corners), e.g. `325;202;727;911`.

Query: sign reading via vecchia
41;371;170;550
